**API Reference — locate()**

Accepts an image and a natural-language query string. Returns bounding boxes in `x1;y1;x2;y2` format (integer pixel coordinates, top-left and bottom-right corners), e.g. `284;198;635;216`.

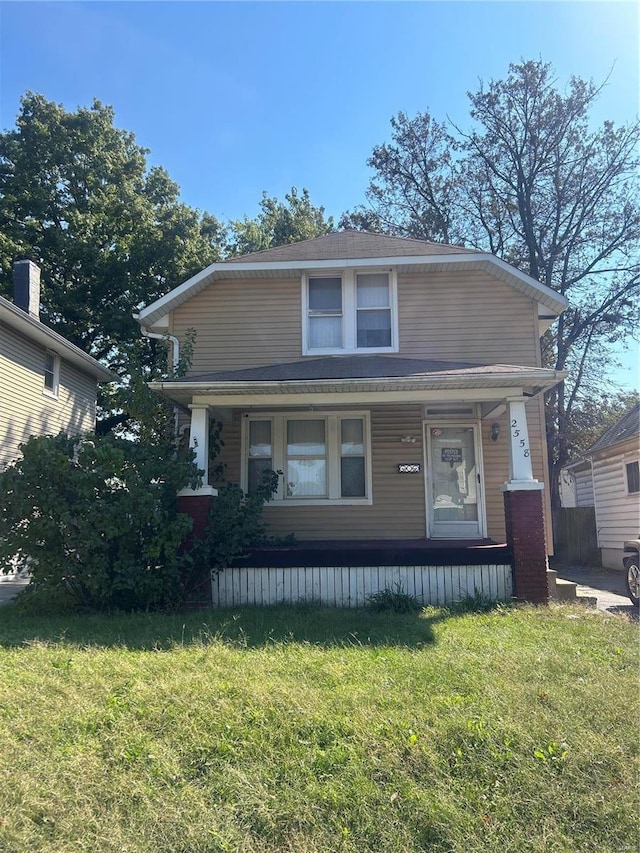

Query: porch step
547;570;598;607
547;569;577;601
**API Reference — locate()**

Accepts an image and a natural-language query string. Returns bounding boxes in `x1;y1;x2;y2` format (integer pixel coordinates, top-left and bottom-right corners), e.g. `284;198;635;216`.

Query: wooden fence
211;563;513;608
552;507;600;566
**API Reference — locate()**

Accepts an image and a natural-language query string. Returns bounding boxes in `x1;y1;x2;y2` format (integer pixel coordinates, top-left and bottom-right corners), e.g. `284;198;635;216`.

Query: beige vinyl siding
397;271;539;365
213;405;426;540
592;444;640;551
171;277;302;374
170;269;540;374
0;322;97;470
210;400;549;546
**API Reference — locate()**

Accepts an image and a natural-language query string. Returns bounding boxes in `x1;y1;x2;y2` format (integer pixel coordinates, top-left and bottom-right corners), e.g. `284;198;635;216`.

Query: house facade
137;231;568;604
561;403;640;569
0;260;113;471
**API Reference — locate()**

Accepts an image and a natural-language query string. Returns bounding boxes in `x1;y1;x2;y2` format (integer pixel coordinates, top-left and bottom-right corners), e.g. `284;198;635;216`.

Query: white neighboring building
561;403;640;569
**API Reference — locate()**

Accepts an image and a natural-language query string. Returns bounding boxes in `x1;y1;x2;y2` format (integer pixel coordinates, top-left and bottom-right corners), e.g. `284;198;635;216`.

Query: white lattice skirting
210;564;513;608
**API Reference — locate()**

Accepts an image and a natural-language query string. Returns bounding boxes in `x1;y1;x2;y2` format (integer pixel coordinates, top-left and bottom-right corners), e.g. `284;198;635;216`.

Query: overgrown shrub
0;433;200;611
205;469;281;570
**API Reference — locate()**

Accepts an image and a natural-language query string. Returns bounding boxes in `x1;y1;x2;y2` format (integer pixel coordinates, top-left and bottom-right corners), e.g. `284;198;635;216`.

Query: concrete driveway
554;565;638;620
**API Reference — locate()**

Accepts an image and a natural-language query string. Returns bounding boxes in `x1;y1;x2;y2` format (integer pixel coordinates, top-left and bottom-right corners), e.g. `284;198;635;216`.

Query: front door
425;424;484;539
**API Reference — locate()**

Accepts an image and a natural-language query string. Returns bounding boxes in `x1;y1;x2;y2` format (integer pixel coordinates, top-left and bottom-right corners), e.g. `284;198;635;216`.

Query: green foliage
564;390;639;460
367;584;421;613
228;187;334;255
0;432;200;611
0;93;225;431
348;60;640;505
205;469;281;571
0;605;637;852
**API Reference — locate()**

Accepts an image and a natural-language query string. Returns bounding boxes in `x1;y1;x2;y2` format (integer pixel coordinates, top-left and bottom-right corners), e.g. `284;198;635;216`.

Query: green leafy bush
0;433;200;611
205;469;281;571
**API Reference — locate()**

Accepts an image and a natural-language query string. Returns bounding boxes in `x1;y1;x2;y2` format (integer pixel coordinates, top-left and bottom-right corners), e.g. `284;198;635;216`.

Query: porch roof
150;355;566;407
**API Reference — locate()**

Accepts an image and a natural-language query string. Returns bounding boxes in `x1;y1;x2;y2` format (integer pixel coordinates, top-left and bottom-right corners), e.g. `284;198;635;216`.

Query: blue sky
0;0;638;386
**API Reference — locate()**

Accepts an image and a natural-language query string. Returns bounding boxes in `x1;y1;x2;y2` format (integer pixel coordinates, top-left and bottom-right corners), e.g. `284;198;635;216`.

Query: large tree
345;61;640;506
228;187;334;255
0;93;225;429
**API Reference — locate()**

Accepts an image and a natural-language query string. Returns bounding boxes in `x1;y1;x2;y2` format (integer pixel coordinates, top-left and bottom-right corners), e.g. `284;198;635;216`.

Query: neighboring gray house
561;403;640;569
0;260;113;471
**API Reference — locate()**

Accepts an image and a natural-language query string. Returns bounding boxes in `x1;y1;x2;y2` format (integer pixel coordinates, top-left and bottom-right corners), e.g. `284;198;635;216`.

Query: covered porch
151;356;565;605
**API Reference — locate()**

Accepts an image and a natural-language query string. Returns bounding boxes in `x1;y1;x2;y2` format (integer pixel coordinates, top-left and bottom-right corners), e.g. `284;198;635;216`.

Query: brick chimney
13;260;41;320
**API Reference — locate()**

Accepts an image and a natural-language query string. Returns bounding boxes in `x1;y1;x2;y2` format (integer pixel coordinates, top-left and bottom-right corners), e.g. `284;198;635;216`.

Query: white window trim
43;350;60;398
301;268;399;355
241;411;373;506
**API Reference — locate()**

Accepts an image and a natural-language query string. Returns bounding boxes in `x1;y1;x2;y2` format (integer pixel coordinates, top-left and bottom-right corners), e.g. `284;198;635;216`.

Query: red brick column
178;493;214;543
177;489;216;608
503;487;549;604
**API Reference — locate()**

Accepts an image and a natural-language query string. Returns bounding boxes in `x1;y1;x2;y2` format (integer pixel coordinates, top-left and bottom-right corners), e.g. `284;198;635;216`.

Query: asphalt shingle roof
224;230;475;264
587;402;640;453
178;356;542;384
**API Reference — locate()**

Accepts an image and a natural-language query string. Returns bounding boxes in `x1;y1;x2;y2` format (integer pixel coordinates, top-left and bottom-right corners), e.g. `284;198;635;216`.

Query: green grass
0;602;638;852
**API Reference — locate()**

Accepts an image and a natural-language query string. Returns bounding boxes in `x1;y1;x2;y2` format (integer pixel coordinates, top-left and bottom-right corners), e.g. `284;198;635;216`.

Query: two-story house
137;231;568;606
0;260;113;471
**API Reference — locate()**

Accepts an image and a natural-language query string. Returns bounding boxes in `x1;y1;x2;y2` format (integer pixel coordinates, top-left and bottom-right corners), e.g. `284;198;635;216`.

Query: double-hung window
303;269;397;354
43;350;60;397
243;412;371;504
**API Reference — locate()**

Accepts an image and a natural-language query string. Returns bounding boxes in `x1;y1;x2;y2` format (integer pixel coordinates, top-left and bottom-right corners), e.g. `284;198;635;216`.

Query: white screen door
426;424;484;539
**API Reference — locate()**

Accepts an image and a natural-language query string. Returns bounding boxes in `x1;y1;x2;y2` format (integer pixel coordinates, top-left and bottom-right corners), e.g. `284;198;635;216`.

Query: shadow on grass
0;599;504;651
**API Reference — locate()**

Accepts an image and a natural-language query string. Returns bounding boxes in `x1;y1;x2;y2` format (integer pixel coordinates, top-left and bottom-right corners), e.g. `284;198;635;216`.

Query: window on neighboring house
626;460;639;495
303;269;397;354
244;412;371;504
43;351;60;397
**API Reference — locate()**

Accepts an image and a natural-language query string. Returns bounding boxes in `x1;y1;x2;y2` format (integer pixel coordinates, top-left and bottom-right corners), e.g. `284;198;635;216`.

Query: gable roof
223;230;474;263
137;229;568;330
587;402;640;454
0;294;114;382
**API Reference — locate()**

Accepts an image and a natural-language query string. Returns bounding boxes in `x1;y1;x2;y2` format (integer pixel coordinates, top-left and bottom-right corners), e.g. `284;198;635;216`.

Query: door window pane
430;427;477;522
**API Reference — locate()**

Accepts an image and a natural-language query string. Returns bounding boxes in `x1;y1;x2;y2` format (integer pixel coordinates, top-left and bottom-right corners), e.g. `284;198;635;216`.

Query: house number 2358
511;418;530;457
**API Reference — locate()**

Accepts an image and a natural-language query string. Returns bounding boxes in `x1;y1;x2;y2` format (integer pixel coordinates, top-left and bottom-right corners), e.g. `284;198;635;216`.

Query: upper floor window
303;269;397;355
43;351;60;397
626;460;639;495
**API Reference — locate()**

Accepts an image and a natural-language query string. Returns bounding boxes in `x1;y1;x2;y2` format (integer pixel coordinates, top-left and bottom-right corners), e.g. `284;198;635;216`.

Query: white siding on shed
592;451;640;551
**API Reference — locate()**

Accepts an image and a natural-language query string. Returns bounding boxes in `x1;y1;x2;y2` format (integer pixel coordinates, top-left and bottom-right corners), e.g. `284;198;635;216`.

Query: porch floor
236;539;512;568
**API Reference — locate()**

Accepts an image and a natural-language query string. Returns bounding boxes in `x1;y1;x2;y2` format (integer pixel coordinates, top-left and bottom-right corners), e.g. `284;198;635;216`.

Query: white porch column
178;403;217;497
189;404;210;482
504;398;542;490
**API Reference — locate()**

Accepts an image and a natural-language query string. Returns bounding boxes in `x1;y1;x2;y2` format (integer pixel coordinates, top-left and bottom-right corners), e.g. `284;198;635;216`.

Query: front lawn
0;602;637;852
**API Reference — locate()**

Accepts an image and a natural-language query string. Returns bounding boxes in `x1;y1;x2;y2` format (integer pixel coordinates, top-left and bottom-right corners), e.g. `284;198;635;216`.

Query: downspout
137;325;180;373
135;318;184;439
